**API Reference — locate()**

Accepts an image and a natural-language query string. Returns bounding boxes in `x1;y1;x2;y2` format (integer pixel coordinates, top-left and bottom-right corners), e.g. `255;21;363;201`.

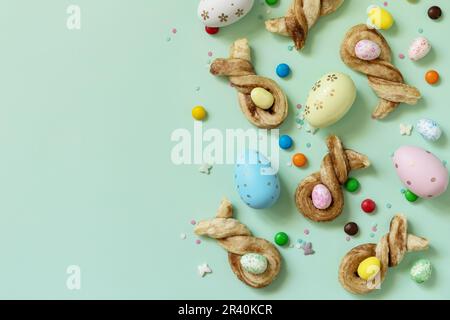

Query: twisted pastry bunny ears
341;24;421;119
210;39;288;129
339;214;429;294
194;198;281;288
266;0;344;50
295;135;370;222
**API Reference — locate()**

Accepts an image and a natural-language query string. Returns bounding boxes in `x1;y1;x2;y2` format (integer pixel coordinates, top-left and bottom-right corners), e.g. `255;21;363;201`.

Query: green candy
410;259;432;283
274;232;289;246
344;177;360;192
265;0;278;5
405;190;419;202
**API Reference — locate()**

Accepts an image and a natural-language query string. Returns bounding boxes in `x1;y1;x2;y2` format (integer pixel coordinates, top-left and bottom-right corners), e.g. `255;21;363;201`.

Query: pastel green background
0;0;448;299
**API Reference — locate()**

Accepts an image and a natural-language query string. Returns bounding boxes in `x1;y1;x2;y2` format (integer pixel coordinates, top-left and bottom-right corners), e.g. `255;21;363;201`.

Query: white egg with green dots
240;253;268;275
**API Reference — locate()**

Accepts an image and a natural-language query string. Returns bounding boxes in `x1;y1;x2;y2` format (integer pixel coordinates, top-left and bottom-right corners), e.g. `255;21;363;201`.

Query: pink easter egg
392;146;449;198
355;40;381;61
408;37;431;61
312;184;332;209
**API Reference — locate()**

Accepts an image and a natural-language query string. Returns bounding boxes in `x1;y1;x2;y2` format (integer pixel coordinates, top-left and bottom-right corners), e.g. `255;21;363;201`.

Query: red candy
361;199;376;213
205;26;220;35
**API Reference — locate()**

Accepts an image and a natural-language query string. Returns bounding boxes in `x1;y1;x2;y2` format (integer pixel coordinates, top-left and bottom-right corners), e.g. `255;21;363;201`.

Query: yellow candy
250;87;274;110
367;6;394;30
357;257;381;280
192;106;207;121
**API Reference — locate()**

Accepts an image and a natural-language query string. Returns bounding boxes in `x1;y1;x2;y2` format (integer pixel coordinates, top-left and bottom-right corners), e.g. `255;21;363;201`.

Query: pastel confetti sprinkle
294;243;302;249
304;229;310;235
180;233;187;240
195;239;202;245
418;28;423;34
383;2;388;7
172;28;177;34
399;53;405;59
386;203;392;209
306;143;311;148
370;233;375;238
208;51;213;57
346;236;351;241
190;219;197;225
297;239;303;243
371;225;378;232
195;86;200;92
401;188;406;194
296;104;302;109
166;37;171;42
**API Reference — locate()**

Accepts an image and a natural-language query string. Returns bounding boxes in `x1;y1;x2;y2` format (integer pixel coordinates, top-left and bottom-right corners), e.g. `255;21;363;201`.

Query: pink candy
355;40;381;61
312;184;332;210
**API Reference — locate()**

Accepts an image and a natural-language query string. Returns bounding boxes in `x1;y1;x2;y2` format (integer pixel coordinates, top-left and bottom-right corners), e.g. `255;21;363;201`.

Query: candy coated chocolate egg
358;257;381;280
197;0;254;28
240;253;268;275
408;37;431;61
311;184;332;210
367;6;394;30
234;149;280;209
393;146;449;198
304;72;356;128
410;259;432;283
355;40;381;61
416;119;442;141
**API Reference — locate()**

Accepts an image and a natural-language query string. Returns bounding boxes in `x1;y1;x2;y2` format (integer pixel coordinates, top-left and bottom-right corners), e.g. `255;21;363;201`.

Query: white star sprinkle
180;233;186;240
198;263;212;277
199;163;213;175
400;123;413;136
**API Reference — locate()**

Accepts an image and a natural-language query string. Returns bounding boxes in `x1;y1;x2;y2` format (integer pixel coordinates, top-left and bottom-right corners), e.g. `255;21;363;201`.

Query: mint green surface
0;0;448;299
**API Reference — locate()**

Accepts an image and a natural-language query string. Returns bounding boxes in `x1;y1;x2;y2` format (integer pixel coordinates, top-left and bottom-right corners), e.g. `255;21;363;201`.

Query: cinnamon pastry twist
265;0;344;50
341;24;421;119
339;214;429;294
295;135;370;222
210;39;288;129
194;198;281;288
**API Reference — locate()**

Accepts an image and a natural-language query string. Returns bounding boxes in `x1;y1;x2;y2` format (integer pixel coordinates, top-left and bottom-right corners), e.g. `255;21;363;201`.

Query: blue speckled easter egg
234;150;280;209
416;118;442;141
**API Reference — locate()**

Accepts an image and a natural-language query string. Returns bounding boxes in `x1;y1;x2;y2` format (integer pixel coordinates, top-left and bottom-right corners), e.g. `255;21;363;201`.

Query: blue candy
276;63;291;78
279;135;293;149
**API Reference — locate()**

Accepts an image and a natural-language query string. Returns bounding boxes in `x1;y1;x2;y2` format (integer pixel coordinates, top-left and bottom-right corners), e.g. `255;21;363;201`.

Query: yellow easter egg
304;72;356;128
367;6;394;30
357;257;381;280
250;87;274;110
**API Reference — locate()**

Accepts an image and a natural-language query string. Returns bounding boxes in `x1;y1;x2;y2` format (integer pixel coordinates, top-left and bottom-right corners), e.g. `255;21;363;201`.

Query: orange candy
293;153;308;167
425;70;440;85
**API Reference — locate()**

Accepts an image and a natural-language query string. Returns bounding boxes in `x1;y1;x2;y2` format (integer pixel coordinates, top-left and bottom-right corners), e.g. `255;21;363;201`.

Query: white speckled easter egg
235;150;280;209
304;73;356;128
416;118;442;141
355;40;381;61
311;184;332;209
408;37;431;61
197;0;254;28
240;253;268;275
393;146;449;198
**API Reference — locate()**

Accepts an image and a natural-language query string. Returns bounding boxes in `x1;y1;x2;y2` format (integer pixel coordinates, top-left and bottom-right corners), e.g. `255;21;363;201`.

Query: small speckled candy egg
410;259;432;283
240;253;268;275
235;149;280;209
408;37;431;61
355;40;381;61
197;0;255;28
311;184;332;209
304;72;356;128
416;119;442;142
393;146;449;199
